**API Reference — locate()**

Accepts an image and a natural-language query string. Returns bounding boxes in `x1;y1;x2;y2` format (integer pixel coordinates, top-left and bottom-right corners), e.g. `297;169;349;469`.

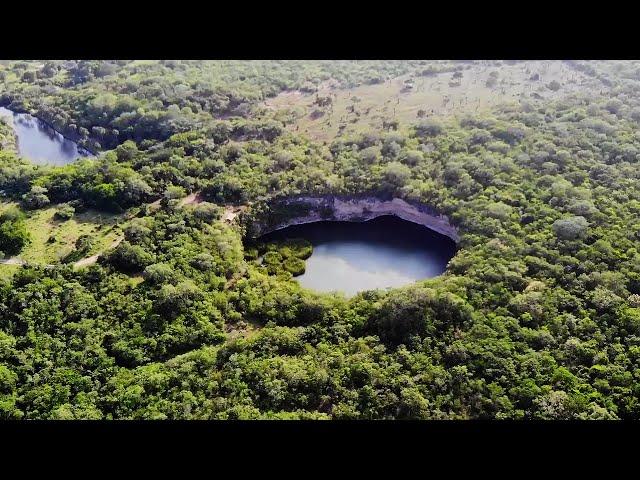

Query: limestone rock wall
256;195;459;243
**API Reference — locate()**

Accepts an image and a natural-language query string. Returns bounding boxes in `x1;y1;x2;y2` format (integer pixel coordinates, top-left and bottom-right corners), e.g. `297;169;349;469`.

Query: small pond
0;106;93;165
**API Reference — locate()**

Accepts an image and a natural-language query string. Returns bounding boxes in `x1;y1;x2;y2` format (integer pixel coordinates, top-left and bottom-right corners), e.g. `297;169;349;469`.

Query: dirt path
179;191;244;223
222;204;247;223
0;257;26;266
180;192;203;207
3;193;248;271
73;236;123;269
148;198;162;210
222;207;238;222
71;197;164;269
1;236;125;270
0;257;55;268
224;318;261;341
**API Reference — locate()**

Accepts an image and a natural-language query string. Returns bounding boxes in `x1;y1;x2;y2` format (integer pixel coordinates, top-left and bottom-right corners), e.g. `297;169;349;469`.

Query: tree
383;162;411;189
359;146;381;165
143;263;177;285
283;257;305;276
192;203;222;223
21;70;37;83
162;185;186;206
547;80;561;91
54;204;75;221
552;216;589;240
22;186;50;210
0;218;30;256
381;141;401;159
122;177;152;206
401;150;424;166
103;241;155;272
414;119;443;137
154;281;204;316
90;183;118;210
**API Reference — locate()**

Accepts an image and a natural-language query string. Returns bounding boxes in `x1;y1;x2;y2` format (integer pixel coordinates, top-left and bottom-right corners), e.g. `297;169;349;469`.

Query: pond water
0;106;93;165
258;215;457;296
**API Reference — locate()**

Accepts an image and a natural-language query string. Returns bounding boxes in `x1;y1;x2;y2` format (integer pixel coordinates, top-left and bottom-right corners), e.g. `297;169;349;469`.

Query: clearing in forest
261;60;606;142
0;201;125;268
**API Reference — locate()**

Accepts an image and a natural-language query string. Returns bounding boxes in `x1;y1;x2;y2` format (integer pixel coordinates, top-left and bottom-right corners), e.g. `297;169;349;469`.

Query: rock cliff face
255;195;459;243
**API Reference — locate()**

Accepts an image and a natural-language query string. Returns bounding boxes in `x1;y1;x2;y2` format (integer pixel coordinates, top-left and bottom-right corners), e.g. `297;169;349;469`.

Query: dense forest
1;60;640;419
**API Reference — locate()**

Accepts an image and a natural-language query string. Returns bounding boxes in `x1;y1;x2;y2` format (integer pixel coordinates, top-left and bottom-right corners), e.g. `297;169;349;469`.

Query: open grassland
0;262;19;281
0;200;125;266
261;60;606;142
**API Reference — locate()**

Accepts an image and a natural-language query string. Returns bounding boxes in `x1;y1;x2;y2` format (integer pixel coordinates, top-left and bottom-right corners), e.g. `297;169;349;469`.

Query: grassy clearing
225;318;262;341
129;275;145;287
1;191;201;272
0;263;19;281
22;208;124;264
261;60;604;142
1;201;126;265
0;200;19;215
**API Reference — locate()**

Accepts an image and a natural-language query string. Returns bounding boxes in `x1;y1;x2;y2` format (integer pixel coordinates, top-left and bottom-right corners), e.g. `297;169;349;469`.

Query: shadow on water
0;106;92;166
258;215;457;296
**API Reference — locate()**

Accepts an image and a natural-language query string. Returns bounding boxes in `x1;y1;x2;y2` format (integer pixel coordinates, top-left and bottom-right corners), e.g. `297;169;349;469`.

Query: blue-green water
259;215;456;296
0;107;92;165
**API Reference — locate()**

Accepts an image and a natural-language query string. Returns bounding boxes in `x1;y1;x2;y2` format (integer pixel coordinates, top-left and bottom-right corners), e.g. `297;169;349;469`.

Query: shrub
54;204;75;221
283;257;306;276
103;241;155;272
414;119;444;138
0;218;30;256
143;263;177;285
552;216;589;240
279;238;312;260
